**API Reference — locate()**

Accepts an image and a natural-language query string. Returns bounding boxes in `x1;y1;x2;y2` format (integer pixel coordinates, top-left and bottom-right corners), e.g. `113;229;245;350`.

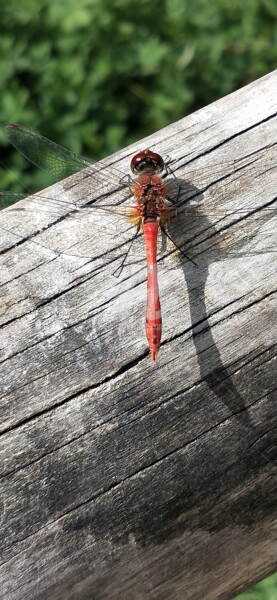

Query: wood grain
0;70;276;600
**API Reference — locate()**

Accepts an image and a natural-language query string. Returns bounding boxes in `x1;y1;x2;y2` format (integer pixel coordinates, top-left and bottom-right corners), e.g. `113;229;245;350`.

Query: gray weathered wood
0;70;276;600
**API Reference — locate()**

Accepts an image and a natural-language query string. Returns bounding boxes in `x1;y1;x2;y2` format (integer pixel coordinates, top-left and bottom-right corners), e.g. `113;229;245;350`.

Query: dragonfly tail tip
150;348;159;361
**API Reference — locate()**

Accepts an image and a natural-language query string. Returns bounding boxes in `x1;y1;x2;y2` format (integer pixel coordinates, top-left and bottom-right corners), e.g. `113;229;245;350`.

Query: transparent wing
162;141;277;263
1;188;275;274
4;124;93;180
165;200;277;266
0;191;27;209
1;124;134;249
4;123;127;187
1;125;276;268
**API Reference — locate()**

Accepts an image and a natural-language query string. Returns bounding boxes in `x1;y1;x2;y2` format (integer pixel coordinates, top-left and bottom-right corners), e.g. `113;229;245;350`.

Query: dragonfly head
131;149;164;174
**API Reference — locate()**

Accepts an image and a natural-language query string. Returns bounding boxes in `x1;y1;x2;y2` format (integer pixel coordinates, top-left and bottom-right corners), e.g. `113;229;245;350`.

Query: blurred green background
0;2;276;596
234;573;277;600
0;0;276;194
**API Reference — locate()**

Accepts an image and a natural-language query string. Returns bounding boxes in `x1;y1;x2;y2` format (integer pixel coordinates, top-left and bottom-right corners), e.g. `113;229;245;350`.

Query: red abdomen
143;221;162;361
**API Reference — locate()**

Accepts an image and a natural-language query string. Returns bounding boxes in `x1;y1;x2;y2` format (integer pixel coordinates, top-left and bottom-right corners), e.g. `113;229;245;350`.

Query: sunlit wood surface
0;70;276;600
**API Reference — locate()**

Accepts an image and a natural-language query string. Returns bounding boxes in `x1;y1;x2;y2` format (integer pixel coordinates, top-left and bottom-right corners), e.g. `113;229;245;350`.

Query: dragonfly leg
160;224;198;266
118;174;134;187
113;224;141;277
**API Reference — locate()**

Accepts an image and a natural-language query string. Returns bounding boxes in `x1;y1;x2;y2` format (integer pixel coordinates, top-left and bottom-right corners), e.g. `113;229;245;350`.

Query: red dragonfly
1;124;276;361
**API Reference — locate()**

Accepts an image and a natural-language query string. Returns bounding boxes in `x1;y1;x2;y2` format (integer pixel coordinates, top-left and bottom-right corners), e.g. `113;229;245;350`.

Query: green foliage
233;572;277;600
0;0;276;193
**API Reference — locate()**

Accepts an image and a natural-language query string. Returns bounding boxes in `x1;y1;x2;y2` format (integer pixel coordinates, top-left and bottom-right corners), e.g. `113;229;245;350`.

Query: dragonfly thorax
133;172;168;201
142;198;160;221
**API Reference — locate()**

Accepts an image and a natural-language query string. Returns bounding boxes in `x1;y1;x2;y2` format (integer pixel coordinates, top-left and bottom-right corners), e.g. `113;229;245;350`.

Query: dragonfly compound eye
131;149;164;174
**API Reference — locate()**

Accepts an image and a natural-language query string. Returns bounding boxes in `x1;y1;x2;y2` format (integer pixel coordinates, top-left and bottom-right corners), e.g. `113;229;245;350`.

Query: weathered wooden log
0;70;276;600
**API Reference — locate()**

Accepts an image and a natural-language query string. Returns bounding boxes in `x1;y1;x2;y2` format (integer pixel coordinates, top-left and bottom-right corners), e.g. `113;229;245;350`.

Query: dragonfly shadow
167;177;254;427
